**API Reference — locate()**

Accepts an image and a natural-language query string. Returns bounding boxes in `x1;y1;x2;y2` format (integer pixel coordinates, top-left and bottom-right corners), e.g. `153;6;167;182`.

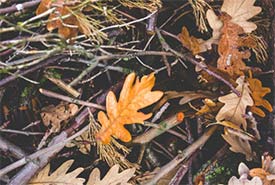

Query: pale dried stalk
145;126;217;185
46;76;80;98
132;114;183;144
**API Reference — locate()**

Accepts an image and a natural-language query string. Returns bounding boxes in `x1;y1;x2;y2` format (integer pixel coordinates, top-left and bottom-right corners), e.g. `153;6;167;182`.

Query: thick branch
0;135;27;159
145;126;217;185
132;113;184;144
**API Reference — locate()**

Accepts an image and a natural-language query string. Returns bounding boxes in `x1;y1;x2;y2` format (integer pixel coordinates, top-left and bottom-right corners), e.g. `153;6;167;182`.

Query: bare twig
6;126;88;185
39;88;105;110
46;76;80;97
0;0;41;15
0;55;64;87
132;113;184;144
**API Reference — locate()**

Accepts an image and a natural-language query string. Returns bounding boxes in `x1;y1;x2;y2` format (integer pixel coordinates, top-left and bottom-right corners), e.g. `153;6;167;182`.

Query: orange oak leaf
96;73;163;144
216;76;253;130
248;78;272;117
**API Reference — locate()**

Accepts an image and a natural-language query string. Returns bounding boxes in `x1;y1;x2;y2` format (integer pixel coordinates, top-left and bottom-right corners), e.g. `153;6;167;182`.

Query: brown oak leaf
96;73;163;144
29;160;85;185
217;13;252;77
222;128;253;161
87;164;135;185
178;27;204;55
221;0;262;33
216;76;253;130
41;102;78;133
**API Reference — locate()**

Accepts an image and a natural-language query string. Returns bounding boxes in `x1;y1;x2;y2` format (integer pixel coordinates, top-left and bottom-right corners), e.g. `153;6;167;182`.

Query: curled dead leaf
41;102;78;133
222;127;253;161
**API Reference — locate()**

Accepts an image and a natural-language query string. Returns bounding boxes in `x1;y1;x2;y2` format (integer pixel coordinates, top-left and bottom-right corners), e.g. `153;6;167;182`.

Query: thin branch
0;129;44;136
45;76;80;98
0;0;41;15
39;88;105;110
0;55;64;87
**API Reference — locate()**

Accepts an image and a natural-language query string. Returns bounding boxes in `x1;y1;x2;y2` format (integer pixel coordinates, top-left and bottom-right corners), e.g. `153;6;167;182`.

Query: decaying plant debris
0;0;274;184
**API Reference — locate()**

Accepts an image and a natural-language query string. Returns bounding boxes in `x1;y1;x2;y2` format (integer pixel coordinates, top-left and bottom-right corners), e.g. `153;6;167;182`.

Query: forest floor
0;0;274;185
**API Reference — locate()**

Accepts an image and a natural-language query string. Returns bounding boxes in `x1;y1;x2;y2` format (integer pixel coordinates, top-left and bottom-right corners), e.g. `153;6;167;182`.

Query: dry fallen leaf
221;0;262;33
86;164;135;185
222;128;253;161
247;77;272;117
217;13;252;77
41;102;79;133
178;27;204;55
200;9;223;51
36;0;93;39
196;98;221;116
216;76;253;130
96;73;163;144
29;160;85;185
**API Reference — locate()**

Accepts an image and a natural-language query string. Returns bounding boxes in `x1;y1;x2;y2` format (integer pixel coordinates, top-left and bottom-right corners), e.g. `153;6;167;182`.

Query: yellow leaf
208;121;242;131
248;77;272;117
216;76;253;130
29;160;85;185
87;164;135;185
96;73;163;144
221;0;262;33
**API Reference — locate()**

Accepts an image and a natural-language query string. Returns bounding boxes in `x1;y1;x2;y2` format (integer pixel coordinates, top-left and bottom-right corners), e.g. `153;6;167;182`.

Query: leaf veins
96;73;163;144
